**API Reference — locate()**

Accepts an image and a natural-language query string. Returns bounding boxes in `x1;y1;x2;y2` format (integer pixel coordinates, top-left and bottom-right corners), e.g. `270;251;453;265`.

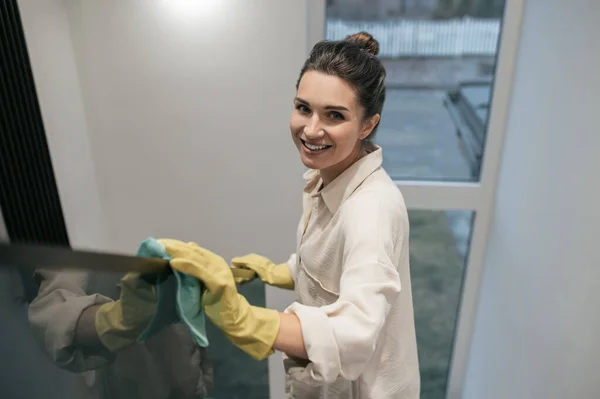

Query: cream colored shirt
283;145;420;399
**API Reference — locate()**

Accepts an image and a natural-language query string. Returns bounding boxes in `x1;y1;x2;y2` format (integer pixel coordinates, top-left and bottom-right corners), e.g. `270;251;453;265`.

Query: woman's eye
329;111;344;121
296;104;310;114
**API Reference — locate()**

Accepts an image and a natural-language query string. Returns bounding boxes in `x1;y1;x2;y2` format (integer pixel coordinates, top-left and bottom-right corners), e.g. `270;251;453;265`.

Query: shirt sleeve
284;190;405;384
285;253;298;282
28;269;114;372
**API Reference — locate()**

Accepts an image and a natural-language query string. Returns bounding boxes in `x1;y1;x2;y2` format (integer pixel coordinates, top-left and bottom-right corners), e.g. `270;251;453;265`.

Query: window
318;1;523;398
326;0;507;182
408;210;473;398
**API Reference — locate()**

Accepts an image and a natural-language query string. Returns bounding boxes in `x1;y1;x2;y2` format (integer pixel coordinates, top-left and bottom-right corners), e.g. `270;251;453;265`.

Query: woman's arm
28;269;114;371
273;312;308;359
278;193;406;384
74;304;114;356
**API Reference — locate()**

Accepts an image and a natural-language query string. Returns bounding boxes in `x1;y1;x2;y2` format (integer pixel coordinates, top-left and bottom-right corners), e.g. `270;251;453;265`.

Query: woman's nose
303;115;324;138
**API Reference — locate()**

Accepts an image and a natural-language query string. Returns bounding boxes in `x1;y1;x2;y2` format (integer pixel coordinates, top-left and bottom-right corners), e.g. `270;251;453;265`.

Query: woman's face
290;71;378;182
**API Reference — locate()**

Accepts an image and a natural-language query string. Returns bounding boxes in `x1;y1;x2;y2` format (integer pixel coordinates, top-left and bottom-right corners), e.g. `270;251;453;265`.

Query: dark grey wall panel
0;0;70;303
0;0;69;246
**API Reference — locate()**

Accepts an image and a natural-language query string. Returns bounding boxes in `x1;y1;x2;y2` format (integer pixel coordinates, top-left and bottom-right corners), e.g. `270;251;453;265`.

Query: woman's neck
320;144;366;186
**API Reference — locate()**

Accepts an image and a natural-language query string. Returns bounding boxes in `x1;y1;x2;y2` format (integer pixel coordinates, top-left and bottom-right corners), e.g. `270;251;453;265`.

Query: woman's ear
361;114;381;140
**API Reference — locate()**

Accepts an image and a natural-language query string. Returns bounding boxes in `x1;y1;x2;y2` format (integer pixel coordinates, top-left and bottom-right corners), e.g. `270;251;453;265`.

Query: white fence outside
326;18;501;57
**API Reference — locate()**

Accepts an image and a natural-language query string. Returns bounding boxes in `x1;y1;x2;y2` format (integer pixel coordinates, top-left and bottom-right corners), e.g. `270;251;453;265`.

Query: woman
161;31;420;398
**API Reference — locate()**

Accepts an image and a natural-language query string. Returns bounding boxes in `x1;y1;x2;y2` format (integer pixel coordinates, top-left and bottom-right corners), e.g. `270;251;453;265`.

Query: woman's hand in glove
94;272;158;352
158;239;281;360
231;254;294;290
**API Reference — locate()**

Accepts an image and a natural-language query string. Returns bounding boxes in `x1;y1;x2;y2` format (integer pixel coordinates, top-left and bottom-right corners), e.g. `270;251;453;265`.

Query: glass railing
0;264;268;399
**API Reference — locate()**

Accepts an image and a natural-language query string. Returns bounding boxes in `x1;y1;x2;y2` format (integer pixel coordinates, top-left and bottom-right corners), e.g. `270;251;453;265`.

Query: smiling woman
179;30;420;399
290;32;385;185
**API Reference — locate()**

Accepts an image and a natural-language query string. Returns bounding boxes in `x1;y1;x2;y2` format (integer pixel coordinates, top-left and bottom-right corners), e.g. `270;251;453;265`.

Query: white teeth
305;143;328;151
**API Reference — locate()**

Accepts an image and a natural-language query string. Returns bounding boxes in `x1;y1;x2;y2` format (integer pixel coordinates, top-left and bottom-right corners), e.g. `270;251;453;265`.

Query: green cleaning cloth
136;237;209;347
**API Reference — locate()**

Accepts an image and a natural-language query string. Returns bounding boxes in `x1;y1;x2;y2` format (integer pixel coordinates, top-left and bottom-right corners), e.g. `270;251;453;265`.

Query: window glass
327;0;507;181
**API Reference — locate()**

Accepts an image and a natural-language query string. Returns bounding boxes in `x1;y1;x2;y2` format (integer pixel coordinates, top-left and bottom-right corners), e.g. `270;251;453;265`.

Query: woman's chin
300;154;325;170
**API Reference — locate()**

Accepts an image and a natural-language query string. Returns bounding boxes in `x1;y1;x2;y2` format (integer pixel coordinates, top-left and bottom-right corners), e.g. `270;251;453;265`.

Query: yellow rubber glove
230;267;258;286
95;272;157;352
231;254;294;290
158;239;280;360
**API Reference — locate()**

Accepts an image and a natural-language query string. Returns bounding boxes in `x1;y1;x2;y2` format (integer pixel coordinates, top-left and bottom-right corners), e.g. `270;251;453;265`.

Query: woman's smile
300;139;333;154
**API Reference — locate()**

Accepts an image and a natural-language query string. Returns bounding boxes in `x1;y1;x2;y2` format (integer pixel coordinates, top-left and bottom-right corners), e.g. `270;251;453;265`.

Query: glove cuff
221;296;281;361
95;301;146;352
267;263;295;290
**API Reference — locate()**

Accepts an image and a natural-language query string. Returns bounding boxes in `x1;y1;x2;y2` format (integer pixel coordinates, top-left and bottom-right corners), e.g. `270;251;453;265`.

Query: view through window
327;0;506;182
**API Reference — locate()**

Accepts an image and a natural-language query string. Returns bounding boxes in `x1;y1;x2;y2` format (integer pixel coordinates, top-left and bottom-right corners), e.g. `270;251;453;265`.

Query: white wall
18;1;309;397
463;1;600;398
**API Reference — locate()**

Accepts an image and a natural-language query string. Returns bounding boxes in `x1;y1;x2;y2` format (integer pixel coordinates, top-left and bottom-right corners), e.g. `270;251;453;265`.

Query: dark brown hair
296;31;386;143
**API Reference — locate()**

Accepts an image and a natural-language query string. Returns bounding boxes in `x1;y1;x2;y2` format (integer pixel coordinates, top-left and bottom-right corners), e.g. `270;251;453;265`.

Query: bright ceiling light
162;0;223;19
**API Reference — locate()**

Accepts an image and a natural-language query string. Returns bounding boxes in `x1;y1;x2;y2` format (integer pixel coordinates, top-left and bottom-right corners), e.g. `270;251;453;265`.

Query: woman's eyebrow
294;97;349;111
324;104;349;111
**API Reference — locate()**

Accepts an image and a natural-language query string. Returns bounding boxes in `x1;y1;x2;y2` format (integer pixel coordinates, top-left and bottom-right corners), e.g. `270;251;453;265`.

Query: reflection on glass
408;209;474;399
0;266;267;399
206;280;269;399
326;0;506;181
1;268;77;399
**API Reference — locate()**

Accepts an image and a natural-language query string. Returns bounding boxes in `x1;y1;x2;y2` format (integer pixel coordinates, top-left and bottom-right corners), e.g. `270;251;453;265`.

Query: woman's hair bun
345;31;379;56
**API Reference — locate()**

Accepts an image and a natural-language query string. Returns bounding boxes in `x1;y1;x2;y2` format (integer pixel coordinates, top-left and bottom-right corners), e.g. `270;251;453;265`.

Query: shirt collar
303;143;383;214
